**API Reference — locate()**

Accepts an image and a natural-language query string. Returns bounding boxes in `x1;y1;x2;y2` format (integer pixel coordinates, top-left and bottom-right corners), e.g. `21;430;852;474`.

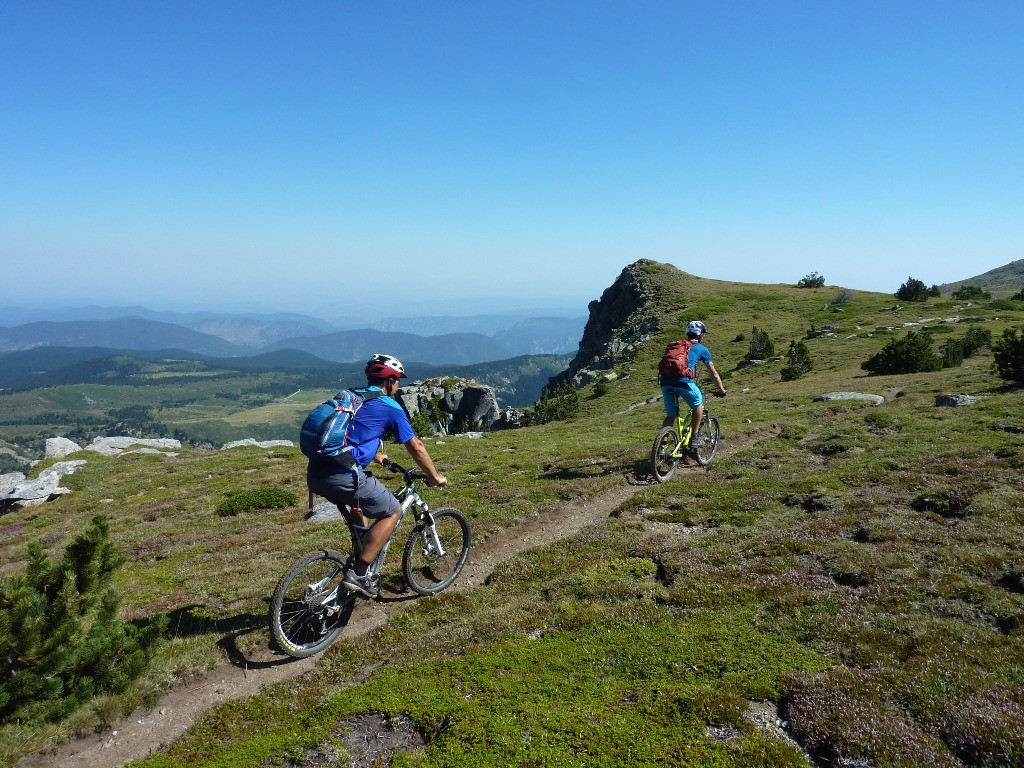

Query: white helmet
365;353;407;379
686;320;708;337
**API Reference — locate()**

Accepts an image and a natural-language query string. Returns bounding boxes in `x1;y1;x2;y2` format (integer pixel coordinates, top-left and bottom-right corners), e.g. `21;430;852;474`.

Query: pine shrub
781;340;813;380
951;285;991;301
895;277;940;302
747;326;775;360
0;515;166;725
797;271;825;288
940;338;964;368
862;331;943;375
961;326;992;358
992;328;1024;385
409;408;435;437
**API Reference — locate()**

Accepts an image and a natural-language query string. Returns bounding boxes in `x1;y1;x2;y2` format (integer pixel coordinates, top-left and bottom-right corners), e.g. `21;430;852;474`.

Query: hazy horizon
3;3;1021;313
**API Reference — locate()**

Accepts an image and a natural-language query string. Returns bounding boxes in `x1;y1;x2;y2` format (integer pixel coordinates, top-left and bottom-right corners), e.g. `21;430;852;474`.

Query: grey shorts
306;462;401;519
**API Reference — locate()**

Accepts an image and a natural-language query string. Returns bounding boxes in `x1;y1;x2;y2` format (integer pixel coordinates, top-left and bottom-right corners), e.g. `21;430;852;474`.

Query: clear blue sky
2;1;1021;317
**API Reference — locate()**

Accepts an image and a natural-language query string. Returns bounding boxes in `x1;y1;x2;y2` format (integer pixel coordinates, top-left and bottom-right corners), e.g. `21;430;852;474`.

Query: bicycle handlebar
382;458;428;482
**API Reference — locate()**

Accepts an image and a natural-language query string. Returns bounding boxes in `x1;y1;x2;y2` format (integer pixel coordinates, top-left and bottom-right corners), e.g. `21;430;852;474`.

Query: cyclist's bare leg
355;513;400;571
690;404;704;443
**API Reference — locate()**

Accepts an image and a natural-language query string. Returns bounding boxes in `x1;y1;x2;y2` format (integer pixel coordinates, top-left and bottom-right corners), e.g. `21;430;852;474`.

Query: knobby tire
402;508;471;595
694;415;721;466
651;426;679;483
269;550;356;658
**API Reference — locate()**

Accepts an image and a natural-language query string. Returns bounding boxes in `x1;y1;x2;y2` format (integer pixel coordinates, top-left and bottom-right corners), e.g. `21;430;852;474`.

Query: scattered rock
221;439;294;450
86;437;182;456
994;420;1024;434
816;392;884;406
936;394;983;407
306;501;347;522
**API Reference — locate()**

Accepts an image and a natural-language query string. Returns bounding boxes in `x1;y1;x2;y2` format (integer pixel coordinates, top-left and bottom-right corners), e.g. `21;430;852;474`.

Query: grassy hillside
2;262;1023;766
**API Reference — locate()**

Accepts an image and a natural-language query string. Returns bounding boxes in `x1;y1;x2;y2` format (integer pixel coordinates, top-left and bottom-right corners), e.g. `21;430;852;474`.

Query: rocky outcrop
45;437;83;459
85;437;182;456
1;460;86;510
552;260;661;388
397;378;515;435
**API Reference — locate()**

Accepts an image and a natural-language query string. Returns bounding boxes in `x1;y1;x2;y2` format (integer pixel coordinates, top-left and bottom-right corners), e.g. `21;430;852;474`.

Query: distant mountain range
0;309;586;364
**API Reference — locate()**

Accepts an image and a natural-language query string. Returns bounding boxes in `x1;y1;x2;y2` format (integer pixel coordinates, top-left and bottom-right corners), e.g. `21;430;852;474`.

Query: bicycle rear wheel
403;508;471;595
651;426;680;483
269;550;356;657
694;415;721;466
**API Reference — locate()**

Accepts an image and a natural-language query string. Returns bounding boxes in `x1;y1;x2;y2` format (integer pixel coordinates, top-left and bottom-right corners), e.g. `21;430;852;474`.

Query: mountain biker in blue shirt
306;353;446;597
659;320;726;448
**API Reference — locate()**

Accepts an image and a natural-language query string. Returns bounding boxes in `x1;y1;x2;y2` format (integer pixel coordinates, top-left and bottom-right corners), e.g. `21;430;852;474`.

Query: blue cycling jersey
344;387;416;468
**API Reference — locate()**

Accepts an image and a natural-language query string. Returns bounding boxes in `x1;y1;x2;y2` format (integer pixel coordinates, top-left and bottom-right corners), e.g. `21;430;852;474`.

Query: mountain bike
651;390;723;482
269;459;472;658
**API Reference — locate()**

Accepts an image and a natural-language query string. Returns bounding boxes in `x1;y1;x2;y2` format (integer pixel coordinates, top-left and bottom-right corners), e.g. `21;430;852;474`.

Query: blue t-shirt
659;341;712;386
344;387;416;468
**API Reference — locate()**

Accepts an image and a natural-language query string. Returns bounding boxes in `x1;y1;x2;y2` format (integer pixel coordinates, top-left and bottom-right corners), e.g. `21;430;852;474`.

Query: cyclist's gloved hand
429;474;448;488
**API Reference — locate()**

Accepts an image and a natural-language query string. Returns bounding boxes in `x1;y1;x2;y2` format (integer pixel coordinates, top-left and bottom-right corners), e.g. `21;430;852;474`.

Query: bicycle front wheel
694;415;721;466
269;550;356;658
651;426;680;483
403;508;471;595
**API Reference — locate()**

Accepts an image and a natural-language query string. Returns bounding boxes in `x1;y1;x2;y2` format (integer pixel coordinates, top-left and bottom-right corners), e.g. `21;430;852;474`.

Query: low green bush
216;486;298;517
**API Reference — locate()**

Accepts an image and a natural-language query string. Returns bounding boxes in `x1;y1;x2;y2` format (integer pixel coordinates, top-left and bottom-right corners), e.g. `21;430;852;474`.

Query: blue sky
1;1;1021;317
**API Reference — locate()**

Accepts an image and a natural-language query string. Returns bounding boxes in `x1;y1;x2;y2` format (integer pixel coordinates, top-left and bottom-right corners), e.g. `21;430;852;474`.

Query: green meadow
2;262;1023;767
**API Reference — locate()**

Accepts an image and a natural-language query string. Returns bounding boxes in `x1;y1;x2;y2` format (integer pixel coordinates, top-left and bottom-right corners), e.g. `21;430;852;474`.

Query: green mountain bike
651;391;723;482
269;460;471;658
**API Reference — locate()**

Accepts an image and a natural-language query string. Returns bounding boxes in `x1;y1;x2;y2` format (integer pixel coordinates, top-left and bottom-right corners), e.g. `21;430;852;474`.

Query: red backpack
658;339;697;379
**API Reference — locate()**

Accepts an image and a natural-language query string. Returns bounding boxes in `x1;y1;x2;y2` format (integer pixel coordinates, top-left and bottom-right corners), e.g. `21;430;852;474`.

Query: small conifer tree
0;515;166;725
941;338;965;368
747;327;775;360
781;341;813;380
992;328;1024;385
797;272;825;288
952;285;991;301
962;326;992;358
895;277;930;302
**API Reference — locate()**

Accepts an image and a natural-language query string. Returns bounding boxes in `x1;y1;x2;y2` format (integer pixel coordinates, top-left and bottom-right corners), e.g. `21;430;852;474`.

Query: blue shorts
306;462;401;519
661;382;702;417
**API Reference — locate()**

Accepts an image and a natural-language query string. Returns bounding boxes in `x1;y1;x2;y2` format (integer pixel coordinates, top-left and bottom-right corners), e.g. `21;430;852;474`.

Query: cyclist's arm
705;361;726;396
402;436;447;487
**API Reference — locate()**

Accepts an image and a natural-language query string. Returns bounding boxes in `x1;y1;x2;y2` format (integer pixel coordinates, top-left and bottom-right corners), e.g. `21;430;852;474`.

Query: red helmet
365;353;406;379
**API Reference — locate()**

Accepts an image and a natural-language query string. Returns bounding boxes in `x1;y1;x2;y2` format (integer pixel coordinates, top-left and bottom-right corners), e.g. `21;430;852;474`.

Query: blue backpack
299;388;381;466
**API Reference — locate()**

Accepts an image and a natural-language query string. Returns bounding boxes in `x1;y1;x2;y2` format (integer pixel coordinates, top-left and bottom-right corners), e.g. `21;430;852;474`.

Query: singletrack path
19;424;772;768
17;483;641;768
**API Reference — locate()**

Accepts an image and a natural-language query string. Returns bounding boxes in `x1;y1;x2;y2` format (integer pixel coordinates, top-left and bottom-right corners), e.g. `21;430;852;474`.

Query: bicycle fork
417;510;448;558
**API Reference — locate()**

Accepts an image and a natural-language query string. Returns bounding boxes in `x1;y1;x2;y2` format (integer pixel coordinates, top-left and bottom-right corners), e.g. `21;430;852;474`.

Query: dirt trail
16;482;643;768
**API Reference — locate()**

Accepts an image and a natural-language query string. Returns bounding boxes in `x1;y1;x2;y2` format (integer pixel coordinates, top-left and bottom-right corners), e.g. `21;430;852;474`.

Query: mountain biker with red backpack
659;320;726;449
306;353;447;598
